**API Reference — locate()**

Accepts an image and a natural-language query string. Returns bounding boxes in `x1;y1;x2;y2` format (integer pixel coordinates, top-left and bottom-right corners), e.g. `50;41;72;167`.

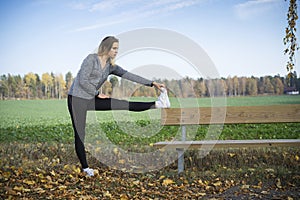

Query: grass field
0;95;299;143
1;95;300;199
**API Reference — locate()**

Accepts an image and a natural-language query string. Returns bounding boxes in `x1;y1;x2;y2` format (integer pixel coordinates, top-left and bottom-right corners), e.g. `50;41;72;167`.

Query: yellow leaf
58;185;67;190
162;178;174;186
34;188;45;194
95;147;101;153
63;164;70;170
276;178;282;188
241;185;250;189
132;180;140;185
13;186;24;191
44;184;53;189
120;194;129;200
198;179;204;186
72;166;81;174
113;148;119;155
3;171;11;179
228;153;235;157
295;155;299;161
119;159;125;164
213;181;222;187
104;191;112;198
252;181;262;189
23;188;31;192
198;192;206;196
23;180;36;185
50;170;56;176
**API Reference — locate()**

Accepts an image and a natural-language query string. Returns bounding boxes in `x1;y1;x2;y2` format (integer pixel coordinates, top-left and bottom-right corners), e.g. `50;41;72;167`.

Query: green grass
0;95;300;144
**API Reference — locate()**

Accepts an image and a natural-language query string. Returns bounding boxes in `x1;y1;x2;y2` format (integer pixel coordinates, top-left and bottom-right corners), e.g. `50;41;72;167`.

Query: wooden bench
153;104;300;173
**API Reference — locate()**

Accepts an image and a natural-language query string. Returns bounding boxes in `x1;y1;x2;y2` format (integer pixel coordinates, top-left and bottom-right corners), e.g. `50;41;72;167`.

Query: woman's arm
111;65;152;86
111;65;165;90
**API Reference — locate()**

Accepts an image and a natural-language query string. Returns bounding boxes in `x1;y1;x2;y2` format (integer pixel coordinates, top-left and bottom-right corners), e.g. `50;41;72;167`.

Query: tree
24;72;37;99
274;77;284;95
284;0;299;75
0;75;8;99
42;73;53;99
65;72;73;92
14;75;24;98
55;73;66;99
264;76;275;94
246;77;258;96
109;76;119;89
226;76;233;96
239;77;247;96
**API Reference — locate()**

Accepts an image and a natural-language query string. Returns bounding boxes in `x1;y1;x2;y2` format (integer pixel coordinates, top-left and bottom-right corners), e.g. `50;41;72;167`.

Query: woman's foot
83;167;94;177
155;88;170;108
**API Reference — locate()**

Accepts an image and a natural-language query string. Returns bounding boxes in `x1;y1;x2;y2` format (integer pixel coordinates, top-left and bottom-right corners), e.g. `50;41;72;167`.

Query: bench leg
177;125;186;174
177;148;184;174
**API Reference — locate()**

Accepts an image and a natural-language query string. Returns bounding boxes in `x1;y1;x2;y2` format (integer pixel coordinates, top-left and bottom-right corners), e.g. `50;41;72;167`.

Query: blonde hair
98;36;119;66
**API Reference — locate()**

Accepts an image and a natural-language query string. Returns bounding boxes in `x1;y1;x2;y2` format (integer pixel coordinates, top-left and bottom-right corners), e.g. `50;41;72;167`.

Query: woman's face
108;42;119;59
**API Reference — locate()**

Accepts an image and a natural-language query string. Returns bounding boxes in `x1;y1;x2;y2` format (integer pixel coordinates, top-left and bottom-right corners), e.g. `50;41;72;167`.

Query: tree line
0;71;299;100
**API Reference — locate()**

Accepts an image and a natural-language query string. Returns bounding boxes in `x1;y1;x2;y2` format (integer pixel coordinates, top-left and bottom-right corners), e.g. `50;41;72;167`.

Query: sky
0;0;299;79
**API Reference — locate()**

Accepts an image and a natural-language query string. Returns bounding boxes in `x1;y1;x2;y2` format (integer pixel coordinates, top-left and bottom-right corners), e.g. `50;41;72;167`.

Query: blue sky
0;0;298;78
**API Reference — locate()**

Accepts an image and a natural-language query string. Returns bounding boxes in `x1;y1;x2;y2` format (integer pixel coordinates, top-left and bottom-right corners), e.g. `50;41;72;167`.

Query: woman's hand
97;93;110;99
152;82;166;91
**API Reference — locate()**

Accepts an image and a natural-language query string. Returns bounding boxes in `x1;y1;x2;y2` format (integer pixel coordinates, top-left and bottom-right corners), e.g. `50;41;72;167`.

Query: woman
67;36;170;176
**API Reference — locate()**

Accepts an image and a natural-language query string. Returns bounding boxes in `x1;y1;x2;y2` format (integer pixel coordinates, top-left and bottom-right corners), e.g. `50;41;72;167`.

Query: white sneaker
155;88;170;108
83;168;94;177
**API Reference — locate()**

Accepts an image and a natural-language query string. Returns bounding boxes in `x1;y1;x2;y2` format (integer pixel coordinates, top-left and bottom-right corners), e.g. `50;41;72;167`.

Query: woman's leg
92;98;156;111
67;95;89;169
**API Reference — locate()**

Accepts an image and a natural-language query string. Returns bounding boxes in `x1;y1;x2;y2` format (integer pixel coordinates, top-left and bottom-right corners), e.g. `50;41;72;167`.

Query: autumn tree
284;0;299;76
55;73;66;99
24;72;37;99
246;77;258;96
65;72;73;92
274;77;284;94
42;73;53;99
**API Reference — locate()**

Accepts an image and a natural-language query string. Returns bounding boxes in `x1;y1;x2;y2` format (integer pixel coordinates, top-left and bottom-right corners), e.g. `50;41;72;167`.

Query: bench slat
161;104;300;125
154;139;300;149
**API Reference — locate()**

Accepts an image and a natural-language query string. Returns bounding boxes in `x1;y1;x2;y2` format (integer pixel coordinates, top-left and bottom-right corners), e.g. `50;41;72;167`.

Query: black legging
67;95;155;168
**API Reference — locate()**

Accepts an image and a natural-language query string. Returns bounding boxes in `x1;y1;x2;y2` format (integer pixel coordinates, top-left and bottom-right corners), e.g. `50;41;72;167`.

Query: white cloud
89;0;141;12
234;0;281;20
70;0;203;32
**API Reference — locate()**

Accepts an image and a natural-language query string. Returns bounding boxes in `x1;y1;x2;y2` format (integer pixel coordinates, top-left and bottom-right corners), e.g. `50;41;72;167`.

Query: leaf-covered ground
1;142;299;199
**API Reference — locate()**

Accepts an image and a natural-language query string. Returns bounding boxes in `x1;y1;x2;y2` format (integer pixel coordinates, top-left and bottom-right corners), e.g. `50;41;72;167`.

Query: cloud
70;0;203;32
234;0;281;20
89;0;141;12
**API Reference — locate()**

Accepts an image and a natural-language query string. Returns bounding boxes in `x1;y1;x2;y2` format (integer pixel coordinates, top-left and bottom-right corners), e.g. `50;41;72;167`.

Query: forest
0;71;299;100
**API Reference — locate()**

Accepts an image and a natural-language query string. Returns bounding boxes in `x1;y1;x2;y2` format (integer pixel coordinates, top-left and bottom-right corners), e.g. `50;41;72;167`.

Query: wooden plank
154;139;300;149
161;104;300;125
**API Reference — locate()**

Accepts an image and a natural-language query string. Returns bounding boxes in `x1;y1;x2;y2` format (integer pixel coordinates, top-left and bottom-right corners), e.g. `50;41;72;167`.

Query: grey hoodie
68;54;153;99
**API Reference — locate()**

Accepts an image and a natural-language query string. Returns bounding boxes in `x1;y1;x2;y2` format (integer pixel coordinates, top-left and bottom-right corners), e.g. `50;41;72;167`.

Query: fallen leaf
120;194;129;200
198;192;206;196
276;178;282;188
261;191;268;195
212;181;222;187
118;159;125;164
162;178;174;186
104;191;112;198
241;185;250;189
23;179;36;185
228;153;235;157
